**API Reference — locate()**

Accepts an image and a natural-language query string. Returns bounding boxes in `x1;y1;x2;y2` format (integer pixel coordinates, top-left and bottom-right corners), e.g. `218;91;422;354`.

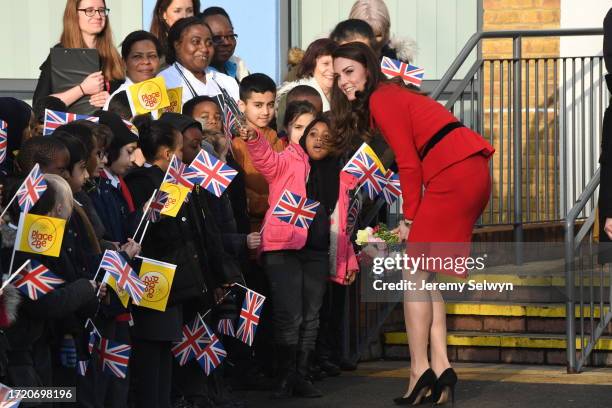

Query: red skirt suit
369;83;495;277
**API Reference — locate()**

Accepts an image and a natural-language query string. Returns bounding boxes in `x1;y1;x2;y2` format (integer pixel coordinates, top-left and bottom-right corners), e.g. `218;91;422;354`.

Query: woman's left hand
391;222;411;242
89;91;110;108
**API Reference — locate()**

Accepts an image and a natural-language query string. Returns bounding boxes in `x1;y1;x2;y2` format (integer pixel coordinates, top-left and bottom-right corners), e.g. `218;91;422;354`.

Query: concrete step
383;331;612;366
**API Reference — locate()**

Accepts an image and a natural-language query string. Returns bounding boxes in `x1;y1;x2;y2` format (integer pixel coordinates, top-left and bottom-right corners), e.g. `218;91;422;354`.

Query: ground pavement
241;361;612;408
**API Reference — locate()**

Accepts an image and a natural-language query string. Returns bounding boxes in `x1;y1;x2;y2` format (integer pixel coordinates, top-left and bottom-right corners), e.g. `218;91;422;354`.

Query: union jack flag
196;320;226;375
381;170;401;205
217;318;235;337
347;197;361;236
271;190;320;229
16;163;47;213
14;260;64;301
42;109;99;136
97;337;131;379
0;120;7;164
0;382;21;407
235;289;265;346
99;250;145;305
87;322;101;355
380;57;424;87
146;190;169;222
77;360;89;376
222;104;238;140
164;155;201;190
171;317;209;366
189;149;237;198
342;146;387;200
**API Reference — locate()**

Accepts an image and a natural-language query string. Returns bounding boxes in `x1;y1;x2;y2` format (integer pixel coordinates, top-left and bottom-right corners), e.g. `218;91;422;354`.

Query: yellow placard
138;257;176;312
104;273;130;308
128;77;171;115
158;87;183;115
159;181;191;217
15;212;66;257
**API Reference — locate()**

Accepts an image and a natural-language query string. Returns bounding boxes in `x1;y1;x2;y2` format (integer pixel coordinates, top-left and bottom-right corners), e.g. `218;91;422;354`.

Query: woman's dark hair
150;0;201;53
121;30;163;60
52;130;88;172
330;42;387;154
298;38;338;78
136;117;181;162
167;17;212;65
330;19;376;47
283;100;317;130
182;95;221;117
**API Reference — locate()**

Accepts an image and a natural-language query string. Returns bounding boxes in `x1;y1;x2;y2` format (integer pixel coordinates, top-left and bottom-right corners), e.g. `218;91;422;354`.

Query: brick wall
478;0;561;224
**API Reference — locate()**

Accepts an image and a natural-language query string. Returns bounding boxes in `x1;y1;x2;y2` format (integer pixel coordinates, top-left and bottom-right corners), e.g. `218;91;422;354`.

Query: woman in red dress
331;42;494;405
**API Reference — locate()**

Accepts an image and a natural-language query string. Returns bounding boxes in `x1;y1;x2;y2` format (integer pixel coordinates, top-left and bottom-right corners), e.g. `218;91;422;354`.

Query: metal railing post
513;36;524;264
565;220;577;372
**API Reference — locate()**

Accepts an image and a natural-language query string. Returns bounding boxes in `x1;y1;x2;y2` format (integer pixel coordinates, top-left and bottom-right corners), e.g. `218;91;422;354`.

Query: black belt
419;122;464;160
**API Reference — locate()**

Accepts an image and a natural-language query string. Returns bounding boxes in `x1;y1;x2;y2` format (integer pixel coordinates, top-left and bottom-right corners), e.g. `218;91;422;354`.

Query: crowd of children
0;1;427;407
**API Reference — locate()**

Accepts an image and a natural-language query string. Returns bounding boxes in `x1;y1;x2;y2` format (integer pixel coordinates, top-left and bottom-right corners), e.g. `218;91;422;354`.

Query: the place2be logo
138;258;177;312
129;77;171;115
15;213;66;257
159;181;190;217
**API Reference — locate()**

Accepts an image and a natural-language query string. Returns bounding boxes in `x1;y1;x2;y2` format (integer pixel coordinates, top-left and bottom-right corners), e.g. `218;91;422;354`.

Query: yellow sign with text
138;257;176;312
15;212;66;257
128;77;171;115
158;87;183;115
159;181;190;217
104;273;130;308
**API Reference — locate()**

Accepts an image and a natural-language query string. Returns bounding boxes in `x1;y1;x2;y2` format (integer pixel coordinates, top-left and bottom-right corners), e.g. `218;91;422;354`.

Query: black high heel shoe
431;368;457;405
393;368;436;405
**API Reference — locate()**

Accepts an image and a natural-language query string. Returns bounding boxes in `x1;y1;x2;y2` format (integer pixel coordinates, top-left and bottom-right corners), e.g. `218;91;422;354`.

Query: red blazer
369;83;494;219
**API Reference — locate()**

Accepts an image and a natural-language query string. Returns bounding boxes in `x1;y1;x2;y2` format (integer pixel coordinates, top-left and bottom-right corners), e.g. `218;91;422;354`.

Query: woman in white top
104;30;163;110
158;16;239;108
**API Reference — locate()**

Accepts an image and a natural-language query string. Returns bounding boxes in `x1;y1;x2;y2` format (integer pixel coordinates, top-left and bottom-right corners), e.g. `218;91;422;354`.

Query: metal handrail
564;168;600;372
431;28;604;100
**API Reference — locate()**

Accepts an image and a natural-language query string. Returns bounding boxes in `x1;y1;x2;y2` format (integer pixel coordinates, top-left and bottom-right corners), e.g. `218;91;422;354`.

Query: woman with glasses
159;17;239;108
201;6;251;83
33;0;123;113
103;31;163;111
150;0;201;58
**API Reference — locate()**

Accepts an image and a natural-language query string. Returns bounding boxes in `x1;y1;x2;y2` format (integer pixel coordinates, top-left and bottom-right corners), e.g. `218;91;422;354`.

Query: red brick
483;317;526;332
501;349;545;364
447;316;483;331
526;318;565;334
457;347;500;363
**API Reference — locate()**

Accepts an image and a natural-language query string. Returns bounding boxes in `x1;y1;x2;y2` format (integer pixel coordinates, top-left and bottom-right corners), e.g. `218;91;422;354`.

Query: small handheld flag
235;289;266;346
196;319;227;375
97;337;131;379
380;57;424;87
172;316;209;366
217;318;235;337
43;109;99;136
137;257;176;312
14;212;66;257
342;144;387;200
381;170;401;205
16;163;47;213
189;149;237;197
100;250;145;305
14;260;64;300
0;382;22;407
164;155;201;190
0;120;7;164
77;360;89;376
271;190;320;229
146;190;169;223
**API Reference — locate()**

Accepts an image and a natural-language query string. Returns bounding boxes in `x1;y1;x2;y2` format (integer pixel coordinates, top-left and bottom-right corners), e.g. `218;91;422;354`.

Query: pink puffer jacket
247;133;310;253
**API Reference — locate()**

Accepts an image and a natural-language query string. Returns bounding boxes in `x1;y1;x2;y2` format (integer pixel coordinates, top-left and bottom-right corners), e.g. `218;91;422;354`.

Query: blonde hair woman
348;0;417;62
33;0;124;112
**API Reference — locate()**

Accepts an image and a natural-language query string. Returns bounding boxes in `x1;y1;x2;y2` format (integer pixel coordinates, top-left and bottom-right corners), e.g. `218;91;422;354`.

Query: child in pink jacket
241;104;357;399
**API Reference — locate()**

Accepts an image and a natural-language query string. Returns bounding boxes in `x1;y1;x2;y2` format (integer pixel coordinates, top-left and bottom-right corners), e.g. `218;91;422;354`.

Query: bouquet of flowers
355;223;400;246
